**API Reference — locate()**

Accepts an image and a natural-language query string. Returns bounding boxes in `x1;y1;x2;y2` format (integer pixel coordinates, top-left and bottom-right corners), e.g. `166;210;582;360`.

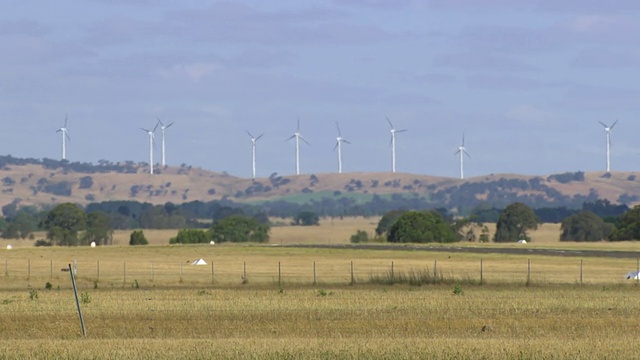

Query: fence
1;257;640;289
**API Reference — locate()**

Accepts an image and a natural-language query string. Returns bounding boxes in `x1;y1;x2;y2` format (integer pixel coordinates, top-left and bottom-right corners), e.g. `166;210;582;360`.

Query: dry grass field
1;218;640;358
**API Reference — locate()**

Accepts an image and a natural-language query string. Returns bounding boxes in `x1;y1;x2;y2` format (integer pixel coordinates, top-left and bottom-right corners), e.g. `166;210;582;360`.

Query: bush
170;229;210;244
209;215;269;243
350;230;369;243
293;211;319;226
560;211;613;241
129;230;148;245
387;211;458;243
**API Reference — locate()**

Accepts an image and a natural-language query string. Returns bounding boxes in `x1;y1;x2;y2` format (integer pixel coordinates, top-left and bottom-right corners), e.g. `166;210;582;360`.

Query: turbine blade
297;117;300;132
464;150;471;158
336;122;342;136
386;117;394;129
299;135;310;145
141;128;150;132
396;129;407;133
342;139;351;144
156;116;164;127
462;133;465;146
256;133;264;141
598;121;608;128
64;114;68;128
285;135;296;142
610;119;619;129
246;130;254;138
152;121;159;132
333;141;339;151
65;131;71;141
165;122;174;129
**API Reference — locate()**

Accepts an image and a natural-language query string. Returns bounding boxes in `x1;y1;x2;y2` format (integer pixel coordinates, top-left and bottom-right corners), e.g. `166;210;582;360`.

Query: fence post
527;259;531;285
243;261;247;283
27;259;30;281
636;258;639;286
211;260;214;284
151;262;154;282
350;260;354;285
97;260;100;281
4;259;7;278
580;259;583;285
50;260;53;279
313;261;316;285
433;260;437;284
391;261;395;282
278;261;281;286
180;262;183;282
123;262;126;286
480;259;483;285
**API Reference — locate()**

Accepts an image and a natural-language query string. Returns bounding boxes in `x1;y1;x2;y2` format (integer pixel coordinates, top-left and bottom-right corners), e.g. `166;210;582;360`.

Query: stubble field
1;217;640;359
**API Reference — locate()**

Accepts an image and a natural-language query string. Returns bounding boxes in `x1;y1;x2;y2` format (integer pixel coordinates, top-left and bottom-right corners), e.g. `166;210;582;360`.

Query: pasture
1;217;640;358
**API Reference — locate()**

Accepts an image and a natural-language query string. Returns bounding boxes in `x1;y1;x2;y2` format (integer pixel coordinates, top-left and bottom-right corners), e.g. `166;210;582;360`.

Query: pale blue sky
1;0;639;178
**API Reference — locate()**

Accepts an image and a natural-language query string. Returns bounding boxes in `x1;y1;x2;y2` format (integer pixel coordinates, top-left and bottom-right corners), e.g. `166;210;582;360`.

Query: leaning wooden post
69;263;86;337
27;259;30;281
433;260;437;284
391;261;395;282
480;259;483;285
50;260;53;279
527;259;531;286
278;261;282;286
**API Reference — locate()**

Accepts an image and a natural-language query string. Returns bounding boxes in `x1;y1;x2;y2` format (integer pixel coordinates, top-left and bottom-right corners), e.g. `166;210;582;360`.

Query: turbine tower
386;117;406;173
156;117;174;167
141;122;159;175
56;115;71;160
286;118;309;175
455;133;471;180
598;120;618;173
246;131;264;179
334;122;351;174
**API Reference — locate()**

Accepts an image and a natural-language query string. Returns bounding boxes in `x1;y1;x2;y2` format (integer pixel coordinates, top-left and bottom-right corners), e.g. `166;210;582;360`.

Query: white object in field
90;241;96;248
625;271;640;280
210;240;215;245
517;239;527;244
6;244;11;250
192;258;207;266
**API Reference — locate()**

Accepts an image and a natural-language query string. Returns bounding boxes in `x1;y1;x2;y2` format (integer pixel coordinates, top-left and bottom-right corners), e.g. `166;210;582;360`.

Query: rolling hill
0;156;637;211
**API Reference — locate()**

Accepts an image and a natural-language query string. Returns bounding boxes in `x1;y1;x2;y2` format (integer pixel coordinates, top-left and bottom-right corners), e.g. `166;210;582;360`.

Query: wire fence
1;257;640;289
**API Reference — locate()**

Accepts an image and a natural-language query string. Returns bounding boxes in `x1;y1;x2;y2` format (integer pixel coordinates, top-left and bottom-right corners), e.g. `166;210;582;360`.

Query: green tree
387;211;458;243
209;215;269;243
375;210;407;236
170;229;211;244
494;202;539;242
560;211;613;241
129;230;148;245
350;230;369;243
2;211;38;239
293;211;319;226
84;211;113;245
610;205;640;241
44;203;86;246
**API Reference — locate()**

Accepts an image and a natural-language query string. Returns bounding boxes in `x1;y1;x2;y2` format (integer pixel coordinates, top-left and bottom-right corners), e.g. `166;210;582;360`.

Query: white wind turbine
334;122;351;174
286;118;309;175
598;120;618;173
56;115;71;160
386;117;406;173
156;117;174;167
246;130;264;179
140;122;159;175
455;133;471;180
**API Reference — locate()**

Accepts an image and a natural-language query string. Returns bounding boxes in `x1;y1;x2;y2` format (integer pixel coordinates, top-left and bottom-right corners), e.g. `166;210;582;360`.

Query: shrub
129;230;148;245
170;229;210;244
350;230;369;243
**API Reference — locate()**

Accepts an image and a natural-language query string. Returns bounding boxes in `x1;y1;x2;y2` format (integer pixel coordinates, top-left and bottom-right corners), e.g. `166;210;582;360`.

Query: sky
1;0;639;179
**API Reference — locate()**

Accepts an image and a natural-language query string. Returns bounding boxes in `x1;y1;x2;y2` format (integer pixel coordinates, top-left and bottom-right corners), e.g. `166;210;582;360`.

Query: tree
129;230;148;245
44;203;86;246
209;215;269;243
293;211;319;226
610;205;640;241
2;211;38;239
560;211;613;241
494;202;539;242
350;230;369;243
375;210;407;236
170;229;210;244
84;211;113;245
387;211;458;243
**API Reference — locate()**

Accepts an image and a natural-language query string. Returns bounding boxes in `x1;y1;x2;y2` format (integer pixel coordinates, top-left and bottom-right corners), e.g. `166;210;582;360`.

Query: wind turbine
598;120;618;173
455;133;471;180
140;122;159;175
286;118;309;175
246;130;264;179
386;117;406;173
156;117;174;167
334;122;351;174
56;115;71;160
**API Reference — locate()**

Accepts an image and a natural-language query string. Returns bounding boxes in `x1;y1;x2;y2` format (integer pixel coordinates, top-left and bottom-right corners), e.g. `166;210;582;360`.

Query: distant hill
0;155;637;211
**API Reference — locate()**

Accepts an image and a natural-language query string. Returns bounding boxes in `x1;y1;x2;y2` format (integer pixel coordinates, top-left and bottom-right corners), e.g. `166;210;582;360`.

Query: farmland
2;218;640;358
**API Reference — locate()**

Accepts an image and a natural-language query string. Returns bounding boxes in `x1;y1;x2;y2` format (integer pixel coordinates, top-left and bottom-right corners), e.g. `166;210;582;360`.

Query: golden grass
3;285;640;358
